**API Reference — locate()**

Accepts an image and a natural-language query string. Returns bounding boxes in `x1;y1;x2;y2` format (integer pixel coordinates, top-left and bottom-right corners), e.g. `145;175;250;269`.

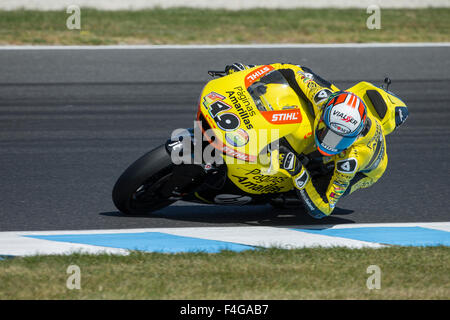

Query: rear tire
112;144;176;215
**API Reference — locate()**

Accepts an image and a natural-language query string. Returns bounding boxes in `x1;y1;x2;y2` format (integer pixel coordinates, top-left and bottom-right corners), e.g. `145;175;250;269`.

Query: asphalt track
0;45;449;232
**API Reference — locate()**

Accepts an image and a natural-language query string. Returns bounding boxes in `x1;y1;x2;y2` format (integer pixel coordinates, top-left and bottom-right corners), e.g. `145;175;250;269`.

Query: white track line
3;0;449;11
0;43;449;50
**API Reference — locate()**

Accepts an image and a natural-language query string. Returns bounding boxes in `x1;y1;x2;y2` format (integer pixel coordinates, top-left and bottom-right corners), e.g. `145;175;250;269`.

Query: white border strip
0;43;449;50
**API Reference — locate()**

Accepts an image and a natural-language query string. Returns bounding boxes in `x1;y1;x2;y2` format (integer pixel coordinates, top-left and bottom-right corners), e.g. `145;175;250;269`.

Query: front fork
161;128;226;200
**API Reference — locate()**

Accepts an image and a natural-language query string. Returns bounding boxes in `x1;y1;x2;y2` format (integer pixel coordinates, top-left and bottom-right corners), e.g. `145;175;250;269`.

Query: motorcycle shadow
101;203;355;227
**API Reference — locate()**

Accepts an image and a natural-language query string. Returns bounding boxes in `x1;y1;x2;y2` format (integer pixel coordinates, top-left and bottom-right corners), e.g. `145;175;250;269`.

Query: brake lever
208;70;227;78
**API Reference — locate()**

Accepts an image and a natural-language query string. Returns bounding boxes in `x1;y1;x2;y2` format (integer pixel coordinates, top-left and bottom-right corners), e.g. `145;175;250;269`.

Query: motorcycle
112;65;407;215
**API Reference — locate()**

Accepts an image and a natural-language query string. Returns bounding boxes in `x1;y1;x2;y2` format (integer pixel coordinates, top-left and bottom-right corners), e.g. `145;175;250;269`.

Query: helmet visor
315;125;357;156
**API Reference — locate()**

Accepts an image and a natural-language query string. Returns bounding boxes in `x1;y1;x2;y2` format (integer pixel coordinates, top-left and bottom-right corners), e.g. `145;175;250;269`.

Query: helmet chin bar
314;90;368;157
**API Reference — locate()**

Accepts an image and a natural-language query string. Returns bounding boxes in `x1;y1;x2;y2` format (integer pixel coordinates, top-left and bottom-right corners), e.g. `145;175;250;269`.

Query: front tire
112;144;176;215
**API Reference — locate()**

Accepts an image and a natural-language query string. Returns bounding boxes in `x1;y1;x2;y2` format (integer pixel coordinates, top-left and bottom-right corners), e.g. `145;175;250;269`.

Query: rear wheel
112;144;176;215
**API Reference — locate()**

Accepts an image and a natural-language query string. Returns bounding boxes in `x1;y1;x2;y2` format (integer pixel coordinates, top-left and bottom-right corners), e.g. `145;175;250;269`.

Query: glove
225;63;253;74
279;147;310;190
279;147;303;176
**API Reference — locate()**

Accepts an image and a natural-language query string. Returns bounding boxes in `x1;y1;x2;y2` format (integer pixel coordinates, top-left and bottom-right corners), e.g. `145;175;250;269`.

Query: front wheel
112;144;176;215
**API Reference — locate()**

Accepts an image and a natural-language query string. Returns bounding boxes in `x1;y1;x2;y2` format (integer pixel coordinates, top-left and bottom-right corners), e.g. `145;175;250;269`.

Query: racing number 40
209;101;240;131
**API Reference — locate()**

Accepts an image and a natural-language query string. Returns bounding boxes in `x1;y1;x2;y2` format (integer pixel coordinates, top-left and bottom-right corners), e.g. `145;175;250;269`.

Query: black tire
112;144;176;215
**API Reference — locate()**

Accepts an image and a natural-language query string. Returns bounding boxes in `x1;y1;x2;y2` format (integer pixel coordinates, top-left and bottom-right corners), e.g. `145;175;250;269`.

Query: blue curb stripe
25;232;255;253
293;227;450;246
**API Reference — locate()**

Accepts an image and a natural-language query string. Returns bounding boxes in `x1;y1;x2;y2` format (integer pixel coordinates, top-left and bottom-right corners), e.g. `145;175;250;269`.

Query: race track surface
0;45;448;231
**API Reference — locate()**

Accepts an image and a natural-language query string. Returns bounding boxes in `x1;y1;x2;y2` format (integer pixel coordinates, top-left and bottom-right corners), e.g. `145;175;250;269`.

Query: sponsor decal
337;151;346;159
202;130;255;162
307;81;318;91
330;122;352;134
243;168;288;184
225;128;249;147
297;70;314;83
298;189;326;219
304;131;312;139
322;156;333;163
320;143;339;153
333;182;347;192
299;190;314;210
203;92;225;107
235;86;255;114
202;91;241;132
395;106;409;127
232;168;289;193
329;192;339;199
232;175;282;193
370;143;385;169
294;170;309;190
332;110;358;125
366;122;382;150
329;191;340;208
335;172;353;184
244;65;274;88
314;89;333;104
261;109;302;124
226;88;255;130
336;158;358;174
352;179;374;190
222;145;256;162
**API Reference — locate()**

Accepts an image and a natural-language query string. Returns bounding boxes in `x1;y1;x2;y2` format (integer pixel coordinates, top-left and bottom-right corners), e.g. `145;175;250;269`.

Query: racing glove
279;148;310;190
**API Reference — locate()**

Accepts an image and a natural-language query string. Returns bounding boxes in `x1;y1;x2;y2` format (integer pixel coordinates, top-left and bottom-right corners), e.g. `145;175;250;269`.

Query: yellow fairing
198;66;314;194
346;81;406;135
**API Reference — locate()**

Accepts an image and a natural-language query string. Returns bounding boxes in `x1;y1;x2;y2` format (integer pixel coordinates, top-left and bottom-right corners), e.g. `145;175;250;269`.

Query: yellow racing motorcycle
112;65;407;215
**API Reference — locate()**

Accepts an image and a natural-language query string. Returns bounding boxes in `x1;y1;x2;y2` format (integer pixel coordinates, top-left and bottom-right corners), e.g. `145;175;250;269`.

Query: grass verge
0;8;449;45
0;247;449;299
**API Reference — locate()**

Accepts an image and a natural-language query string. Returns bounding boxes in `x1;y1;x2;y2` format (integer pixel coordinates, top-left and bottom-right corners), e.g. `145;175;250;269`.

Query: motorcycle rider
225;63;407;219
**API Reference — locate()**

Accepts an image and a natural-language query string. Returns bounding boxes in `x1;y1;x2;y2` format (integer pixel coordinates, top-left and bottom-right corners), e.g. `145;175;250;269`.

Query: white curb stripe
0;232;129;256
158;226;385;249
2;222;449;256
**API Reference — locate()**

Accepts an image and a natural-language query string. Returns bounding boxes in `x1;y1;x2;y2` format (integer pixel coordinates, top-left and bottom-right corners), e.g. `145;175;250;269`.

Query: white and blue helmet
314;91;367;156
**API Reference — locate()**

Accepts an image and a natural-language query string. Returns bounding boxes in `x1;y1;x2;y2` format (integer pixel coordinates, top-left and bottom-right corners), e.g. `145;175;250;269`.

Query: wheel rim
130;172;173;210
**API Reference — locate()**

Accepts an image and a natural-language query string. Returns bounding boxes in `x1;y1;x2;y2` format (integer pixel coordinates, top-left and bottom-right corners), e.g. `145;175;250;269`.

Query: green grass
0;8;449;45
0;247;449;299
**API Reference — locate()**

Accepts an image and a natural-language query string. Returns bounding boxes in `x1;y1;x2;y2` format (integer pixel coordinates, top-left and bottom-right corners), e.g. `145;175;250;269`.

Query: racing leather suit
228;63;388;219
292;116;387;219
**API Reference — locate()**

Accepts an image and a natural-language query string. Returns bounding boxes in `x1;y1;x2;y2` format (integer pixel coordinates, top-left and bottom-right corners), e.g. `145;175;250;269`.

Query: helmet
314;91;367;156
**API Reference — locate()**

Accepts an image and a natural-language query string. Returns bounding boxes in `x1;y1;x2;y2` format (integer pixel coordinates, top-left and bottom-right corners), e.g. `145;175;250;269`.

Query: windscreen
247;70;299;112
